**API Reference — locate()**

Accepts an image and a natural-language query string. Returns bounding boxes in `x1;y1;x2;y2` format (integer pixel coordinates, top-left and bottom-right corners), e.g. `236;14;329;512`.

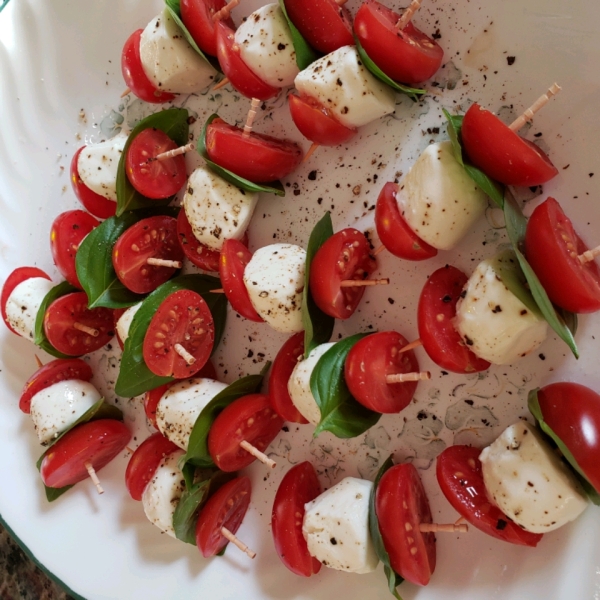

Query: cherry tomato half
40;419;131;489
375;182;437;261
113;215;184;294
310;228;376;320
376;463;436;586
177;208;219;272
196;475;252;557
144;382;175;430
525;197;600;313
461;103;558;187
181;0;235;57
436;445;543;547
271;461;322;577
43;292;115;356
143;289;215;378
208;393;283;471
418;265;490;373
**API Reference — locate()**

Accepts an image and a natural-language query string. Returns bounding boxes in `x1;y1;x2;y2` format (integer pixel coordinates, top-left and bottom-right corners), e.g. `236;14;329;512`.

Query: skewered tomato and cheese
180;0;235;57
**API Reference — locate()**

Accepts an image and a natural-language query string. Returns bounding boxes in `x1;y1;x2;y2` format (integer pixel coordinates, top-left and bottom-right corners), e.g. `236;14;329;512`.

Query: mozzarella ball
5;277;54;340
116;302;142;345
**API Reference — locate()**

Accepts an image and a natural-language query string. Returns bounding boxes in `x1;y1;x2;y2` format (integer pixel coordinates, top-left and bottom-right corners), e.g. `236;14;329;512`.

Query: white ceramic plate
1;0;600;598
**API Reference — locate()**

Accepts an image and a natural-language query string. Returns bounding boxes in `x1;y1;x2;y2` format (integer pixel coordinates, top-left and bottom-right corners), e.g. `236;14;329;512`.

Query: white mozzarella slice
183;166;258;252
155;378;228;450
294;46;396;129
142;449;186;538
140;9;216;94
480;422;588;533
5;277;54;340
116;302;142;345
77;132;127;201
303;477;379;574
243;243;305;333
287;342;335;425
397;141;488;250
30;380;101;445
234;3;299;88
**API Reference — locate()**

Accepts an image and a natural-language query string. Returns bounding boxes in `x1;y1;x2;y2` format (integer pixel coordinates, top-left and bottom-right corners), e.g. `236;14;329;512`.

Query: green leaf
556;306;578;337
279;0;320;70
43;485;73;502
369;456;405;600
311;333;380;438
173;479;212;544
442;110;464;166
502;188;528;247
116;108;190;216
115;274;227;397
197;114;286;196
302;212;335;357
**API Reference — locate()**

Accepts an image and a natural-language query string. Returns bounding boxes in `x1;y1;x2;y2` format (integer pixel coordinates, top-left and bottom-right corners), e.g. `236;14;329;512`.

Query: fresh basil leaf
556;306;578;337
116;108;189;216
528;388;599;505
442;110;464;166
302;212;335;357
279;0;320;70
502;188;528;247
369;456;405;600
43;485;73;502
115;274;227;397
173;479;212;544
311;333;380;438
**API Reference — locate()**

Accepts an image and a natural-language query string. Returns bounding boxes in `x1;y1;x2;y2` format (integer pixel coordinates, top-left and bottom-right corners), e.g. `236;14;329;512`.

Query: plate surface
1;0;600;599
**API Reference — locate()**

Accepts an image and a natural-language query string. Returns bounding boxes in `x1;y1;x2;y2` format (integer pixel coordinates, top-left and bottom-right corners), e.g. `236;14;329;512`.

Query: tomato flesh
40;419;131;489
525;197;600;313
196;476;252;557
436;445;543;547
271;461;322;577
461;103;558;187
208;393;283;471
309;228;376;319
181;0;235;57
418;265;490;373
376;463;436;586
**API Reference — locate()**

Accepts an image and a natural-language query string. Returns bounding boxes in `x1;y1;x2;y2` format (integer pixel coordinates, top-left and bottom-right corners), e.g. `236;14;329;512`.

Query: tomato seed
154;342;164;348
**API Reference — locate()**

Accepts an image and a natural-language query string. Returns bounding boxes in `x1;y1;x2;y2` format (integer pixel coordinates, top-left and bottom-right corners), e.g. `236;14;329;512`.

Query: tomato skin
309;228;376;320
418;265;490;373
461;103;558;187
40;419;131;489
354;1;443;84
121;29;176;104
180;0;235;57
177;208;220;272
374;182;438;261
196;476;252;557
70;148;118;220
144;382;175;429
376;463;436;586
288;93;356;146
525;197;600;313
208;393;283;471
269;332;308;423
436;445;543;547
271;461;322;577
206;118;303;182
50;210;100;288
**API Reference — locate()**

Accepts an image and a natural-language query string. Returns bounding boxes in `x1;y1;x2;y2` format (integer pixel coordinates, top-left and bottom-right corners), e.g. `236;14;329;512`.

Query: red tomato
461;103;558;187
436;445;543;547
288;93;356;146
144;382;175;429
1;267;51;335
537;382;600;493
121;29;176;104
206;118;303;182
375;182;437;261
19;358;93;415
113;215;184;294
215;22;280;101
269;332;308;423
354;1;443;84
309;228;376;319
196;475;252;557
181;0;235;57
143;289;215;378
283;0;353;54
113;308;127;350
345;331;420;413
219;239;263;322
418;266;490;373
376;463;436;586
208;393;283;471
40;419;131;489
50;210;100;288
125;432;180;501
125;128;187;200
525;197;600;313
271;461;322;577
44;292;115;356
70;147;118;219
